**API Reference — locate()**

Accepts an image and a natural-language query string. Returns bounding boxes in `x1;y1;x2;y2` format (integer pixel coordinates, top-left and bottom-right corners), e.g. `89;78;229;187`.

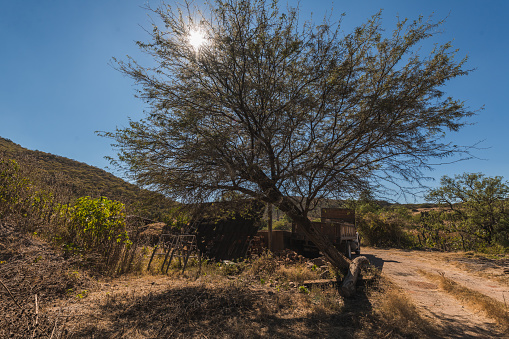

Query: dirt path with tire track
362;248;508;338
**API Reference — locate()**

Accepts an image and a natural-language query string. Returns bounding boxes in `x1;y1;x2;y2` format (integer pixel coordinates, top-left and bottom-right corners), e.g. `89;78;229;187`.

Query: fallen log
341;256;370;297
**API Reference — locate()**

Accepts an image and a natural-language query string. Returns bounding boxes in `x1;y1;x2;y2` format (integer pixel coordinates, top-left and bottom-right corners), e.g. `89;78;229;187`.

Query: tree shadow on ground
361;252;400;272
427;310;507;339
67;281;375;338
360;252;507;338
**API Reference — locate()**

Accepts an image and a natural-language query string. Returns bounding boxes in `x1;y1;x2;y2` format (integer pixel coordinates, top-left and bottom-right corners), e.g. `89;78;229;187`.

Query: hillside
0;136;174;219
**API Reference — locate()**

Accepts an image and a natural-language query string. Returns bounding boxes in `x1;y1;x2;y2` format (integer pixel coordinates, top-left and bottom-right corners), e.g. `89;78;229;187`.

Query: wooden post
182;248;192;274
196;250;202;279
161;246;172;273
32;294;38;338
165;249;176;274
147;244;159;271
267;203;273;252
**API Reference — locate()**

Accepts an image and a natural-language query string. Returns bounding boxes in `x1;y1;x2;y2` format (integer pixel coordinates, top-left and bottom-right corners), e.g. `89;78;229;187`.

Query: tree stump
341;256;370;297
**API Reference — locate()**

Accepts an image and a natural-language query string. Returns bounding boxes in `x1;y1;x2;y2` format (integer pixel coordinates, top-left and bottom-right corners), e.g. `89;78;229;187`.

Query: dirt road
362;248;509;338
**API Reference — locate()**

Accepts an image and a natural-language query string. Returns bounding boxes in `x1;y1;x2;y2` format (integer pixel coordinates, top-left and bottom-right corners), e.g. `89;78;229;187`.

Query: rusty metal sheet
320;208;355;223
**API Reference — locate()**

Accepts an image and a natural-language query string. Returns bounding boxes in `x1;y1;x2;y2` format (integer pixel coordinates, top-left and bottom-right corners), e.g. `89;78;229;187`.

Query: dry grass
358;278;438;339
419;269;509;330
275;264;324;283
39;259;432;338
0;225;96;338
2;226;444;338
64;276;353;338
58;267;437;338
444;252;509;286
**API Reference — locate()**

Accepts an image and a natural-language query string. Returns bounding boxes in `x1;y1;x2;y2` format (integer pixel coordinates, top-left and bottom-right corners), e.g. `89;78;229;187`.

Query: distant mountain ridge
0;136;173;219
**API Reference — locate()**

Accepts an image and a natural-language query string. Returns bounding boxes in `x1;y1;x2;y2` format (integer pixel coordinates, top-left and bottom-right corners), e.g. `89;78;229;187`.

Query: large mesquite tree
103;0;474;270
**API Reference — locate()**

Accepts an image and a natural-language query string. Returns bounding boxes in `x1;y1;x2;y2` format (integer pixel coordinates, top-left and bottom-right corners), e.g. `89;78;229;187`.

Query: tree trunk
296;217;351;270
272;199;351;270
267;203;273;252
341;256;370;297
258;186;351;271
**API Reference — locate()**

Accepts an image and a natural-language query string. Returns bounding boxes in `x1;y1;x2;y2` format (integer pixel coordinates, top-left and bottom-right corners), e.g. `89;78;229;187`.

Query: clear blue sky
1;1;508;201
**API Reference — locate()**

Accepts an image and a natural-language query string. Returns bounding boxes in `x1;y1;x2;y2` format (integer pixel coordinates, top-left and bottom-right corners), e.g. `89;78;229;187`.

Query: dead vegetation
49;264;435;338
419;269;509;331
1;222;450;338
444;252;509;286
0;222;95;338
359;279;439;339
67;278;350;338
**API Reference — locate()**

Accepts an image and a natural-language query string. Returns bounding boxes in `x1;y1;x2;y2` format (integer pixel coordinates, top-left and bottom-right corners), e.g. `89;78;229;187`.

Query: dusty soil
0;223;96;338
363;247;509;338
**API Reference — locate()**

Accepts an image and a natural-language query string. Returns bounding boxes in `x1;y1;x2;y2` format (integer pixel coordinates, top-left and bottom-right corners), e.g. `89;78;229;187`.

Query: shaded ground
54;276;369;338
1;223;378;338
3;220;507;338
363;247;509;338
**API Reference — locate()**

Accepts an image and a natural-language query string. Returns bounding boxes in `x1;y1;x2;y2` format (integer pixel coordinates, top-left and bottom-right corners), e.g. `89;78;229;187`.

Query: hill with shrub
0;136;174;220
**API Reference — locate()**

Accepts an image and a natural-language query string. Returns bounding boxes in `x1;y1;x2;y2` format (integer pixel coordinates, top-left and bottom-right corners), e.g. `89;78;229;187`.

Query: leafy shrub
358;211;415;248
0;155;145;274
414;210;452;250
273;219;291;230
272;214;292;231
67;196;131;255
426;173;509;249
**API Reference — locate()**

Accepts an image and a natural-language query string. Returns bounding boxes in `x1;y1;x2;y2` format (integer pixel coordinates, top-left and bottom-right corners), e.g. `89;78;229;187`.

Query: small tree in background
426;173;509;249
103;0;475;270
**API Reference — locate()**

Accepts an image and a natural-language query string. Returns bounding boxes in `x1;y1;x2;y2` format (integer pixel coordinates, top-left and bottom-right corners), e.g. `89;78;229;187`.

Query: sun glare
189;29;206;50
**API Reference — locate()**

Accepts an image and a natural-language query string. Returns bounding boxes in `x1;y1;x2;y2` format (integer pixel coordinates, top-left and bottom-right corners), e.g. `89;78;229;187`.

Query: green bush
0;156;141;274
426;173;509;249
0;159;20;203
67;196;131;255
358;211;415;248
273;219;291;230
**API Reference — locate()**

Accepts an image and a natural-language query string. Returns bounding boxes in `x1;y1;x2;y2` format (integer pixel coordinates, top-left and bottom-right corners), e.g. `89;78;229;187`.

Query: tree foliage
67;196;131;254
426;173;509;248
104;0;474;269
